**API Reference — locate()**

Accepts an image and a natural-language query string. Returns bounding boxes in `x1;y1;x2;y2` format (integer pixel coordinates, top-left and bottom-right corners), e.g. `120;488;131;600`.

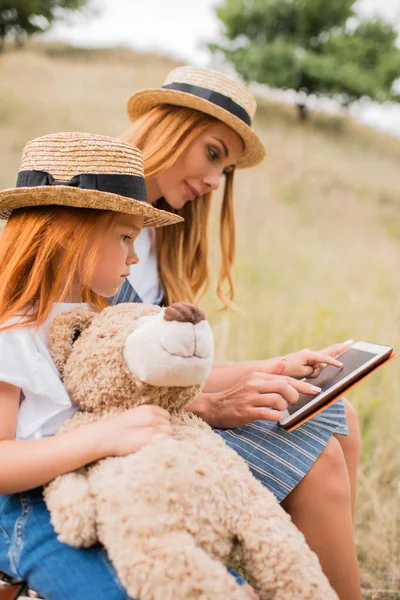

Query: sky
47;0;400;136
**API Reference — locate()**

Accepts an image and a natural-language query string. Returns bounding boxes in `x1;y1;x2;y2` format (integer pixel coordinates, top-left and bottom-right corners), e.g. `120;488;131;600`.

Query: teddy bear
44;301;337;600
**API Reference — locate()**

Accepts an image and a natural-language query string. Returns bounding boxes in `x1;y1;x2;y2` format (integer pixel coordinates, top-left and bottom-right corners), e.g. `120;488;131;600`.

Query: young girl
0;131;267;600
116;67;362;599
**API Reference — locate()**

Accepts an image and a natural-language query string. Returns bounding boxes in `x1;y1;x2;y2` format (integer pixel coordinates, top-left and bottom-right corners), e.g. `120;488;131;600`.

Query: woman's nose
203;172;222;192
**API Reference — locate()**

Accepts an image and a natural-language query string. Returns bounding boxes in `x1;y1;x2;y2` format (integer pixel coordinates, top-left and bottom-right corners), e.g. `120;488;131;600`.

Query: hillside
0;42;399;596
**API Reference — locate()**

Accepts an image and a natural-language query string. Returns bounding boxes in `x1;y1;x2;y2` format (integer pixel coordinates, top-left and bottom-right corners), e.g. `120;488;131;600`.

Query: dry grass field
0;41;399;597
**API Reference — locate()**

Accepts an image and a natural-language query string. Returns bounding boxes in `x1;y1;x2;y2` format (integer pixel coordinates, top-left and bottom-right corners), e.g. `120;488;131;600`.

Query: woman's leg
281;437;361;600
334;398;362;518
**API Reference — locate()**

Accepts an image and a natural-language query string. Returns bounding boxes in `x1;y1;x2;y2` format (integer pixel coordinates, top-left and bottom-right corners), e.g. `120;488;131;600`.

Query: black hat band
162;82;252;127
16;170;148;202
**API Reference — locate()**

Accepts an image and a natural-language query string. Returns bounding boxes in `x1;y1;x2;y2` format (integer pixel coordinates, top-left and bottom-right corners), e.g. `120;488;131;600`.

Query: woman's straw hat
127;66;266;169
0;132;182;228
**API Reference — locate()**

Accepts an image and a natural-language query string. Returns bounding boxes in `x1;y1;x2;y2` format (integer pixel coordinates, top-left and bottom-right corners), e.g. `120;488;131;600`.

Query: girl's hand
243;583;260;600
203;361;322;429
95;405;173;458
283;348;344;379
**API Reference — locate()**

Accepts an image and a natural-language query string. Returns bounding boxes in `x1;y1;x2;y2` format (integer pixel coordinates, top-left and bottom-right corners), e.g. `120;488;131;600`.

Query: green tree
211;0;400;119
0;0;91;49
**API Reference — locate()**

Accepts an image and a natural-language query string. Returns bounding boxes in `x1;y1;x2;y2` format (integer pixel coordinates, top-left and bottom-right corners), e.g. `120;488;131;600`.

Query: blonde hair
121;105;236;308
0;206;111;330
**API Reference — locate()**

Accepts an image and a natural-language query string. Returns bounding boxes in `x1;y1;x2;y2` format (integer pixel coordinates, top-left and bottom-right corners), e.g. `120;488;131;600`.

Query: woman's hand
283;349;343;379
196;360;323;429
96;405;174;458
283;340;352;379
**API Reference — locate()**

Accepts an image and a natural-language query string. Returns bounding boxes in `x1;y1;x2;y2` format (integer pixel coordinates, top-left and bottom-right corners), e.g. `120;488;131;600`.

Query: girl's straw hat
0;132;182;228
127;66;266;169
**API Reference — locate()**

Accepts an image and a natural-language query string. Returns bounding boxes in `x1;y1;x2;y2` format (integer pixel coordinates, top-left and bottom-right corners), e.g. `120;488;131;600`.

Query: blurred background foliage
210;0;400;119
0;0;91;48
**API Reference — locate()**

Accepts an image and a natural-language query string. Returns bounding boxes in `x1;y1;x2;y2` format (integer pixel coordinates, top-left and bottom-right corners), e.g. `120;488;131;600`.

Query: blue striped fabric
112;279;349;503
214;400;348;502
110;279;143;305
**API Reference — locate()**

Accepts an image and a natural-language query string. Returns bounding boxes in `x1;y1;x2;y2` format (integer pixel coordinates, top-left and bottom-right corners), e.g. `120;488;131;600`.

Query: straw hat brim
127;89;266;169
0;186;183;228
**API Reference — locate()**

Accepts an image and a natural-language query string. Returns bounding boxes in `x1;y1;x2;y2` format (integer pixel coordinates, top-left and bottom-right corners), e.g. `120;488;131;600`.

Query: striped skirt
214;399;348;502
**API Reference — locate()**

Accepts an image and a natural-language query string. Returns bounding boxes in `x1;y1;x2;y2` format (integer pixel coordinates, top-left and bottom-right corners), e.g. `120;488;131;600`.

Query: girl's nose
128;250;139;266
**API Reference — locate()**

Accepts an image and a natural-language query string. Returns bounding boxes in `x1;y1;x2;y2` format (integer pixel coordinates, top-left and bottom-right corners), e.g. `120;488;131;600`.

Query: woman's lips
184;181;199;201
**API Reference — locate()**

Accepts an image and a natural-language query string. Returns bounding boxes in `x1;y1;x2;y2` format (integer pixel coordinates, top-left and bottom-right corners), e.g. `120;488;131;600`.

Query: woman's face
151;122;244;210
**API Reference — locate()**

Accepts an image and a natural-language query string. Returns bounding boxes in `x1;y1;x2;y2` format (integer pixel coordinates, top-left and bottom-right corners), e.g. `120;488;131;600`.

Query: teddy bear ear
49;308;96;376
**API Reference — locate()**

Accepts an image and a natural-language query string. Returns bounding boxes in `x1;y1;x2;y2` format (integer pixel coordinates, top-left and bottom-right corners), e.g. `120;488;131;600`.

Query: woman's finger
251;379;300;405
310;364;323;378
250;407;283;422
253;393;288;412
306;352;343;368
301;363;323;378
286;378;322;396
319;340;353;357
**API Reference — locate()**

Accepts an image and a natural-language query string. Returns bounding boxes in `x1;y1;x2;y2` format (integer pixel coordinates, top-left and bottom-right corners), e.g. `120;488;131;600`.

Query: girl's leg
281;437;361;600
0;490;131;600
334;398;362;518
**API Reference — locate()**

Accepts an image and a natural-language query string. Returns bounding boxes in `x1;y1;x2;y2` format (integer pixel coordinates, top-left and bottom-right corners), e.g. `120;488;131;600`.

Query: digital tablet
279;342;394;431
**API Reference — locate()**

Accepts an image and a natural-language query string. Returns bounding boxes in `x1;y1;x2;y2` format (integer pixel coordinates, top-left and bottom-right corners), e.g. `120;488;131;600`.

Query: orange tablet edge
282;352;397;433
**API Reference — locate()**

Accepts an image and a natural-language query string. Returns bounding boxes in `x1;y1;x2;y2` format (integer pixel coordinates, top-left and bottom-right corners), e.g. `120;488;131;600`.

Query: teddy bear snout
123;308;214;387
160;319;211;359
164;302;205;326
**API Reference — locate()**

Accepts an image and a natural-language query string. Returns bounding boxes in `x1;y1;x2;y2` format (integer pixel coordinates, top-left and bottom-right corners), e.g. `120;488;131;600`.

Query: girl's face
89;213;144;297
150;122;244;210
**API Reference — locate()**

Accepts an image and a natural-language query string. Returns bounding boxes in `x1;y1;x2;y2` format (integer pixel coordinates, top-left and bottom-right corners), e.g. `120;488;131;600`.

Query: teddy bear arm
43;412;110;547
233;480;338;599
44;468;97;548
107;530;248;600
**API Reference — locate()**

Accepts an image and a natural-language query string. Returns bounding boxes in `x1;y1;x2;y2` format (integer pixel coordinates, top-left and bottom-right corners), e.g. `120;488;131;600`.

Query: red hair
0;205;112;330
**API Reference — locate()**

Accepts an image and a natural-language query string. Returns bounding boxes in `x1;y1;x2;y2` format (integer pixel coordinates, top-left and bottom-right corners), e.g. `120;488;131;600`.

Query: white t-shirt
128;228;162;304
0;303;87;441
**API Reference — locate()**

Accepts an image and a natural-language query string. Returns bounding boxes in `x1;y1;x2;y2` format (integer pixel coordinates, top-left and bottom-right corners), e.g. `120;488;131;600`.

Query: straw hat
0;132;183;228
127;66;266;169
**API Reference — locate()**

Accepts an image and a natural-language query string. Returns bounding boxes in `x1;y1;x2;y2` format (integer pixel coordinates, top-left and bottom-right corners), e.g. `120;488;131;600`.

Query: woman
115;66;362;600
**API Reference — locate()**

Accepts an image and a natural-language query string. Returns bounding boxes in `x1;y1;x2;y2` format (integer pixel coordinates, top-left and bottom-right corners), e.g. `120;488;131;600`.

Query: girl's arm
0;381;173;495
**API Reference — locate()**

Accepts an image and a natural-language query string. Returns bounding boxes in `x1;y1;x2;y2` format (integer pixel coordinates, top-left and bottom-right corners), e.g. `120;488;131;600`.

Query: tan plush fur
44;303;337;600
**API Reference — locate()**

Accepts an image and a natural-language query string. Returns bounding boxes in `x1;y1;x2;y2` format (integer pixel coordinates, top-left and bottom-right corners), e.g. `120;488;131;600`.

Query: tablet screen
286;348;377;416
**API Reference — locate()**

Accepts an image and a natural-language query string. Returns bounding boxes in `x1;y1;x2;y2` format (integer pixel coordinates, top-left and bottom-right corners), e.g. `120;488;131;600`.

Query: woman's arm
202;359;282;393
213;358;281;370
191;343;349;428
203;342;350;393
0;381;173;495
